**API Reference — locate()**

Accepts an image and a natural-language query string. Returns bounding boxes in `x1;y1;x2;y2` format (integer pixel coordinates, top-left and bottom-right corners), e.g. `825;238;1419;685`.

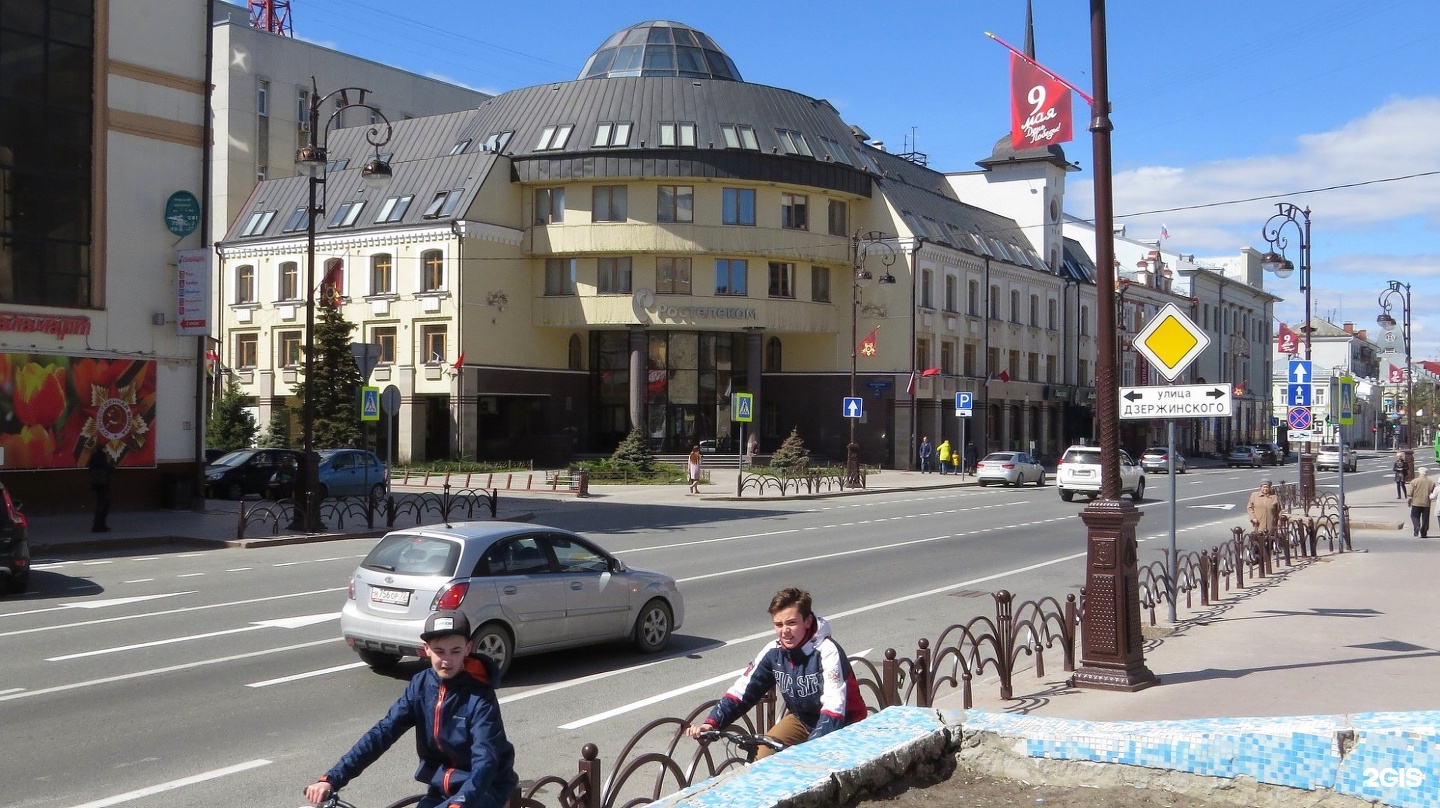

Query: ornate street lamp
1377;280;1413;476
1260;204;1312;359
847;231;896;489
291;79;393;531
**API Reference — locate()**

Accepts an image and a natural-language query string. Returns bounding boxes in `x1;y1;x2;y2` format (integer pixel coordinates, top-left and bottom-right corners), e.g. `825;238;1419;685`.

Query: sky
273;0;1440;360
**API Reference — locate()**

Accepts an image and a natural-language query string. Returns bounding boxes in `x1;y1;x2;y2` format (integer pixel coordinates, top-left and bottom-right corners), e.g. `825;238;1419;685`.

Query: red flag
996;369;1011;383
906;371;917;396
1276;323;1299;355
1388;362;1404;384
857;327;879;358
452;351;465;370
1010;52;1073;151
320;257;344;307
921;367;941;377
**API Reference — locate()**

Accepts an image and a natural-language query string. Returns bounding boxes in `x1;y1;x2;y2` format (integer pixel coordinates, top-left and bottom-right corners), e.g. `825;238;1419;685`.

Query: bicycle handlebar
696;728;785;753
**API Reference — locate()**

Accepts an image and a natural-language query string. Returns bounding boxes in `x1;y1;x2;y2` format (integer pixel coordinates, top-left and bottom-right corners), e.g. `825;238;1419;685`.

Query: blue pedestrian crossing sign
733;392;754;423
843;396;864;419
955;391;973;417
360;386;380;422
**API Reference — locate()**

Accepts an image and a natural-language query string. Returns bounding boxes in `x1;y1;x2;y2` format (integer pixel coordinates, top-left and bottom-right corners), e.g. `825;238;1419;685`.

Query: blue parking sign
955;392;973;412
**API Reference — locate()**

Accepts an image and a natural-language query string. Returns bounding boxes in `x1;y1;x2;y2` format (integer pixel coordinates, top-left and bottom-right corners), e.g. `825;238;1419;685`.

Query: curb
701;481;978;503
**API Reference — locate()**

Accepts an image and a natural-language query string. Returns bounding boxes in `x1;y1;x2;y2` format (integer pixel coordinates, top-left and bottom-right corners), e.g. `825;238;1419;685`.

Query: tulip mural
0;353;156;470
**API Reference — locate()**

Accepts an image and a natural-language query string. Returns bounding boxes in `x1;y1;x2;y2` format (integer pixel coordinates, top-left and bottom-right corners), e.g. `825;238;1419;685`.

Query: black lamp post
291;79;393;531
1377;280;1413;474
847;231;896;488
1260;203;1313;361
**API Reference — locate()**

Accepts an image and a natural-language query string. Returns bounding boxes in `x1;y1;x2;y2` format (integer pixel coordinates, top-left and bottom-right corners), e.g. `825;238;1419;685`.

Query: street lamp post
847;231;896;488
1260;203;1316;505
1377;280;1413;477
291;79;393;531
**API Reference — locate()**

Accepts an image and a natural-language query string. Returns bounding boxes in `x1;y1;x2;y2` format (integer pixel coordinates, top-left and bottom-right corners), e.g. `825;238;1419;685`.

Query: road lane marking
0;588;344;637
227;567;253;572
81;561;113;566
121;579;155;584
177;572;205;578
559;669;742;729
0;687;23;696
45;613;339;661
247;661;366;687
64;758;271;807
0;639;339;702
62;592;199;610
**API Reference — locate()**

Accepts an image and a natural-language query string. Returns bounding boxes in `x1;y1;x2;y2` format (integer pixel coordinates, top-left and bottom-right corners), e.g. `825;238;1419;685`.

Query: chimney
1342;322;1355;334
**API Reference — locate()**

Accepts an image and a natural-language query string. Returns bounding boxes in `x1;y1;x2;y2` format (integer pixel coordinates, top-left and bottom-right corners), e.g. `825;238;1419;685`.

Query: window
279;261;299;300
235;334;258;369
324;158;349;172
920;269;934;308
780;193;807;230
597;257;632;294
768;262;795;298
256;79;269;116
1078;359;1090;388
828;200;848;236
1009;349;1020;378
989;285;1001;319
422;189;464;219
545;258;577;295
422;325;446;364
370;254;393;295
1010;290;1021;323
658;122;696;147
941;341;956;375
1029;294;1039;326
481;131;514;153
568;334;583;370
535;187;564;225
1048;299;1058;330
372;326;397;364
1080;306;1091;336
968;280;980;316
234;265;255;304
327;201;366;228
963;343;977;376
1028;352;1039;381
916;339;931;371
421;250;444;292
592;186;628;222
715;259;748;296
448;139;471;156
657;185;694;223
765;337;783;372
722;188;755;225
240;210;276;237
720;124;760;150
811;266;830;302
535;124;574;151
657;257;691;294
281;207;309;233
944;275;958;312
775;129;813;156
296;88;310;134
818;136;854;166
592;122;633;147
277;330;302;367
375;195;413;223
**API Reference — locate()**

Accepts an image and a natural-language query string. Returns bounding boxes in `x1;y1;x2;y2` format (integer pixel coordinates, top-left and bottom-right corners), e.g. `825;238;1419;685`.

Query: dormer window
658;122;696;147
449;139;471;155
240;210;276;237
593;122;633;148
375;195;414;224
775;129;812;157
280;207;309;233
720;124;759;150
325;158;349;172
327;201;366;228
535;124;574;151
422;189;465;219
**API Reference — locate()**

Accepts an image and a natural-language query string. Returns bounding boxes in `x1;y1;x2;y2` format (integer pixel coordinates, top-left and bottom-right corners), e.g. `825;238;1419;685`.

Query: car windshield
982;453;1013;462
1143;448;1167;456
209;450;255;467
1320;445;1339;453
361;534;460;576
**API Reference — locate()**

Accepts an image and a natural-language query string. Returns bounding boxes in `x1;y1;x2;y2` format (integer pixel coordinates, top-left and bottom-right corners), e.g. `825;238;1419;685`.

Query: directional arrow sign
842;396;864;419
1119;383;1233;419
1288;359;1312;384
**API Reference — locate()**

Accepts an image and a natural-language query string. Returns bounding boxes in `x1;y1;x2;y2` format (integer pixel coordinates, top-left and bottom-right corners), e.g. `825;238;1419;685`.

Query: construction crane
248;0;293;36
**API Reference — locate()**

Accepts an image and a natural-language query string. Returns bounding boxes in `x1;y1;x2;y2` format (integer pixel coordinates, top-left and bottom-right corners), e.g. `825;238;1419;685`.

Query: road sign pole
737;422;744;497
1167;419;1177;624
959;414;967;479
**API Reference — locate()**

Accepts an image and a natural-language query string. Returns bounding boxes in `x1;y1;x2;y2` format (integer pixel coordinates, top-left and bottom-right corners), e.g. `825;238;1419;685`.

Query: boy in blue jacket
305;611;518;808
685;588;866;758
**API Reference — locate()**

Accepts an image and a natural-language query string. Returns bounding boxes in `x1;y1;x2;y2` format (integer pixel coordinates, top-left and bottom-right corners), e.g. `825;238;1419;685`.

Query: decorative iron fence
235;485;499;539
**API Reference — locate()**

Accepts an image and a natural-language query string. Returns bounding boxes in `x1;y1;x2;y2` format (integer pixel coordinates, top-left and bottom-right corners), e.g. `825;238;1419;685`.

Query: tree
609;425;656;473
293;292;363;449
258;407;293;448
769;426;811;473
206;380;258;451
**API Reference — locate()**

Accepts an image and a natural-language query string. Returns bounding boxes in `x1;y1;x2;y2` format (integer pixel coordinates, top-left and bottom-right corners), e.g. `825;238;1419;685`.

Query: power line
1113;170;1440;220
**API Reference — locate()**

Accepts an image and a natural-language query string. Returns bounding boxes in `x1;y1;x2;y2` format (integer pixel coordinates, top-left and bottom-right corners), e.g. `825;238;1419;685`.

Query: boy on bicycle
304;611;518;808
684;588;866;758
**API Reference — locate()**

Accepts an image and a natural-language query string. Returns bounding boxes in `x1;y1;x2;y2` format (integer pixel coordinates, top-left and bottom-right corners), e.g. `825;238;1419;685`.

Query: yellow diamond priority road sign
1131;302;1210;382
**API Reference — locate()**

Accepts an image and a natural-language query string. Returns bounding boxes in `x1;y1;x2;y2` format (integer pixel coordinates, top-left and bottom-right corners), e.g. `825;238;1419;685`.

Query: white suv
1315;443;1357;473
1056;445;1146;502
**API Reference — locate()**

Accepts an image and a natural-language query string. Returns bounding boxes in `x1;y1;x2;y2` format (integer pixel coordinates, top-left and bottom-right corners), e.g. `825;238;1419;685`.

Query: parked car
1140;447;1187;474
205;448;301;499
340;522;684;676
975;451;1046;487
313;448;389;499
0;482;29;595
1226;446;1262;468
1056;445;1145;502
1316;443;1358;473
1255;444;1281;466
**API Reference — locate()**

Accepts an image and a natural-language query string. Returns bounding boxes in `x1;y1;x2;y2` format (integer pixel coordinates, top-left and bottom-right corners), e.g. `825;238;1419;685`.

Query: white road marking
176;552;206;558
247;661;366;688
45;612;339;661
177;572;205;578
0;687;23;696
64;758;271;807
121;579;155;584
559;669;742;730
81;561;113;566
0;639;338;702
60;592;198;610
0;588;344;637
677;533;950;583
226;567;253;572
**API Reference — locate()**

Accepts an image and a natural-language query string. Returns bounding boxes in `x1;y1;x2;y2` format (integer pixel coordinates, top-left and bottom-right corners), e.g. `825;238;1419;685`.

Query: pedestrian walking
747;433;760;467
1393;452;1407;499
88;449;114;533
964;442;978;476
1246;477;1280;536
687;445;703;494
918;437;933;473
1406;467;1435;538
936;439;952;475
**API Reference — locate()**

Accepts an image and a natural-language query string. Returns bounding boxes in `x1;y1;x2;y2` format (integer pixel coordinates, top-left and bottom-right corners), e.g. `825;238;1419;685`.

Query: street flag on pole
1009;52;1073;150
906;371;917;396
1277;323;1299;355
858;327;879;357
1160;223;1170;240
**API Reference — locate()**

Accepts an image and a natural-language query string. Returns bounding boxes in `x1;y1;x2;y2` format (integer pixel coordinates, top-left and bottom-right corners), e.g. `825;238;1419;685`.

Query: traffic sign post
1131;303;1210;382
359;386;380;422
733;392;754;493
954;392;973;479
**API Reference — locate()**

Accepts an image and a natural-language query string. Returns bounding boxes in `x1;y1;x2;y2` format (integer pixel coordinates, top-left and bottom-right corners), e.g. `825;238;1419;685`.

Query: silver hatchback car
341;521;683;676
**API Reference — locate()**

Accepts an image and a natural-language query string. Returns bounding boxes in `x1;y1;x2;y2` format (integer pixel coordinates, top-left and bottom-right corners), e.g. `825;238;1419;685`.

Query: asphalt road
1;457;1386;808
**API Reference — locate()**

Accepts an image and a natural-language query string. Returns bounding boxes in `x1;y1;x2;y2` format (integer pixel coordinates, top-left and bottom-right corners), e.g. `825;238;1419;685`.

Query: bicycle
314;790;423;808
695;728;787;763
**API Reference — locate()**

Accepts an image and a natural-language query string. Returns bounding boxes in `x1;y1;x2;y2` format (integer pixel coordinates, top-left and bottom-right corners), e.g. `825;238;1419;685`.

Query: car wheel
1130;478;1146;502
356;648;401;670
368;482;387;500
978;480;988;487
225;481;245;500
472;622;513;679
1035;472;1046;487
633;599;673;654
1059;490;1074;502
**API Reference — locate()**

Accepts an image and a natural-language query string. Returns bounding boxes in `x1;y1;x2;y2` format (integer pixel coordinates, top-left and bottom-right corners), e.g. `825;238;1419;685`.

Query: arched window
1080;306;1091;336
421;249;443;292
764;337;782;372
568;334;582;370
370;253;394;295
234;265;255;303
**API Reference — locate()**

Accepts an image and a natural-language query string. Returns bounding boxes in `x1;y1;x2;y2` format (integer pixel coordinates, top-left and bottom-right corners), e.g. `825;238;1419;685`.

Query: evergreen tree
609;425;656;472
258;407;293;448
293;293;363;449
206;380;258;451
769;426;811;473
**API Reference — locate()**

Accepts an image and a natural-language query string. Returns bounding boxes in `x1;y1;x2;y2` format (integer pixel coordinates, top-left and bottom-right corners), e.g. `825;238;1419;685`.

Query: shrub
609;425;656;473
769;427;811;473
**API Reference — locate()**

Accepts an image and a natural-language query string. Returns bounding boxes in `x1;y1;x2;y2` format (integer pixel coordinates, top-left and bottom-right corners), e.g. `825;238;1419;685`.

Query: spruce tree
293;295;363;449
258;407;293;448
609;425;656;473
206;380;259;451
769;427;811;473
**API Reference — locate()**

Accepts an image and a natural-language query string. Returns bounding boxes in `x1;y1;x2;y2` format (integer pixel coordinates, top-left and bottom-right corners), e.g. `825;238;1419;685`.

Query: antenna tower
248;0;294;36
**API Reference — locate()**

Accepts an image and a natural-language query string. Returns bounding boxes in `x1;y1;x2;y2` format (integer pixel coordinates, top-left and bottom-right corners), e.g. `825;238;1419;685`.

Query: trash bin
575;468;590;498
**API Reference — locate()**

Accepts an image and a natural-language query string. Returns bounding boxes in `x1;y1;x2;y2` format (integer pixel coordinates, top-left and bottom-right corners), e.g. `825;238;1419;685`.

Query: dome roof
578;20;743;82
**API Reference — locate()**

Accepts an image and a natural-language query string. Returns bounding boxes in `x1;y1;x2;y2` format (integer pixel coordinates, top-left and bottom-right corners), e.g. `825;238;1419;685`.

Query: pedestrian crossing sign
733;392;754;423
360;386;380;422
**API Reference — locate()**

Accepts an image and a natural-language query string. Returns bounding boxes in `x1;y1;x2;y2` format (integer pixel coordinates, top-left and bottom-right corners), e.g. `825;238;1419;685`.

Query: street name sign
1119;384;1233;419
1131;302;1210;382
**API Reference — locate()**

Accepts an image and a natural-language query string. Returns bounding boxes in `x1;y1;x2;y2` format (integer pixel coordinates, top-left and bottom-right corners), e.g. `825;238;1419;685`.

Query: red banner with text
1010;53;1073;151
1276;323;1299;355
0;353;156;470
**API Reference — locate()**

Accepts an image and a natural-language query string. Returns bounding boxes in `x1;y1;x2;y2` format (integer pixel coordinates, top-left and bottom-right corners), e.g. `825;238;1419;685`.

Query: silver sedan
340;521;684;676
975;451;1046;487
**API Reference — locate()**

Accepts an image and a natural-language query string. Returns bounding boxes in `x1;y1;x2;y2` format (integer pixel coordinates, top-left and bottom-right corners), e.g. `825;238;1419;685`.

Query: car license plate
1075;469;1093;477
370;586;410;606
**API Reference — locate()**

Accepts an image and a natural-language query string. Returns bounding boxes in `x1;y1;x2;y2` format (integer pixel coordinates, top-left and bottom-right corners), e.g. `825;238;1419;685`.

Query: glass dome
578;20;743;81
